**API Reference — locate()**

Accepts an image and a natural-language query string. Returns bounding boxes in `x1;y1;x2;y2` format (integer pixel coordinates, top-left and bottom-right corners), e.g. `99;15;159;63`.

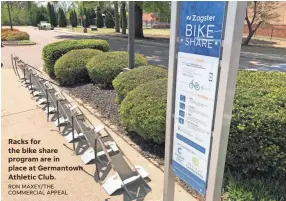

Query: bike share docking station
11;54;151;200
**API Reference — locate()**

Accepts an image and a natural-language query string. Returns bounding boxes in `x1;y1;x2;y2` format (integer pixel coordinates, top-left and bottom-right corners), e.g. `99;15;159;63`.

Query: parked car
244;64;286;72
38;21;54;30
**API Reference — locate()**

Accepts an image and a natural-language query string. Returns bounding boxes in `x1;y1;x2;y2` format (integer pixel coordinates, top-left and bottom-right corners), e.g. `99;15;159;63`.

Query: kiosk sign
172;1;226;195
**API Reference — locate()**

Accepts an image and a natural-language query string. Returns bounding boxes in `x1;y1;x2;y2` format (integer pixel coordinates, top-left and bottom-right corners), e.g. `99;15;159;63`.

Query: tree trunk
242;21;262;45
242;31;254;45
114;2;120;32
7;2;13;30
135;3;144;38
121;2;127;35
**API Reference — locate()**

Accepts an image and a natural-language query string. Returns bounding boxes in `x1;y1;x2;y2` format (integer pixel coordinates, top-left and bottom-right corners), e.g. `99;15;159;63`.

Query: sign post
163;1;247;201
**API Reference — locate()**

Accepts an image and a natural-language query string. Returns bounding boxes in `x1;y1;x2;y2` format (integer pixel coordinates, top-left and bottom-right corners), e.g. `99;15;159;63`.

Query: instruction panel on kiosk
172;1;226;196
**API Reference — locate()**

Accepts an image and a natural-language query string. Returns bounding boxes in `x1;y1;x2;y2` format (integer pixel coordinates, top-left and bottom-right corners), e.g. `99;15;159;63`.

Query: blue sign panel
172;1;226;196
178;1;226;58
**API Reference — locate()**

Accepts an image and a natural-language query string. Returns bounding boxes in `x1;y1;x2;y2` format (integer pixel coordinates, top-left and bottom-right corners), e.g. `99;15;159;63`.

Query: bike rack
11;54;151;200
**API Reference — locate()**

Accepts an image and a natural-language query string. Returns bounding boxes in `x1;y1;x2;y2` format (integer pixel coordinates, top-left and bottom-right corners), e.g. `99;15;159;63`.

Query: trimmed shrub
86;51;148;86
42;39;110;78
1;29;29;41
1;28;19;33
54;49;103;86
119;78;167;143
118;70;286;178
223;173;286;201
226;71;286;179
112;65;168;103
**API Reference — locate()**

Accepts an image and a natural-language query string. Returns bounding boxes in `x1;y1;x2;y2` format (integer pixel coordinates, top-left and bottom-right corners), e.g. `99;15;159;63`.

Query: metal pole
206;2;247;201
46;89;49;122
163;2;180;201
128;1;135;69
72;116;75;152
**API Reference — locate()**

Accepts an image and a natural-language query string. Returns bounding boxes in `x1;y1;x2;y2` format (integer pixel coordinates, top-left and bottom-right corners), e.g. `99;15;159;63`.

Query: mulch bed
63;83;165;162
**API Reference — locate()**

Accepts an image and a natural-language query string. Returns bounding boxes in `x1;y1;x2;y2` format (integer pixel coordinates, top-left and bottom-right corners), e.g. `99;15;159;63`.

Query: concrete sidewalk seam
1;107;41;117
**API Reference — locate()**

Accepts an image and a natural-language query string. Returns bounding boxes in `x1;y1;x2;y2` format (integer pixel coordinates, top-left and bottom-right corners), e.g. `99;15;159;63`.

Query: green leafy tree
73;10;78;27
83;7;90;27
143;1;171;23
243;1;280;45
87;8;96;25
47;2;57;27
105;13;115;28
1;1;33;26
96;6;104;28
58;7;67;27
69;9;77;27
103;6;115;28
29;5;48;26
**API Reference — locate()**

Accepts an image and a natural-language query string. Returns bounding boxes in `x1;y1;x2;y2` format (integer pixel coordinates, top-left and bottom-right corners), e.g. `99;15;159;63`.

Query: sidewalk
1;67;195;200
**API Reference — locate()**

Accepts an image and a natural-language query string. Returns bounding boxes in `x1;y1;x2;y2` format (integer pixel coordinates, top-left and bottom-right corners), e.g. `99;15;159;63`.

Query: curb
2;41;37;46
55;29;169;48
240;51;286;63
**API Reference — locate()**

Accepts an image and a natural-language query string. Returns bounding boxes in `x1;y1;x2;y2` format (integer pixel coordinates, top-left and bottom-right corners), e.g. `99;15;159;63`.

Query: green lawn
65;27;170;37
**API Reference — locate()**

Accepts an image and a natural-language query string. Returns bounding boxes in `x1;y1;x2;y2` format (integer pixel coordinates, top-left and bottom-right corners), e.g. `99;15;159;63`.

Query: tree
96;6;104;28
243;1;280;45
103;6;115;28
52;5;58;27
29;5;48;26
143;1;171;22
135;2;144;38
105;12;115;28
58;7;67;27
69;10;77;27
114;1;120;32
47;2;57;27
86;8;96;25
121;1;127;34
73;10;78;27
83;7;90;27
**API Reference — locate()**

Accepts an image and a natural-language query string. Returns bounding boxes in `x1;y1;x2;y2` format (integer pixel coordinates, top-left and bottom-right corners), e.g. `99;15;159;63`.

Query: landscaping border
2;41;36;46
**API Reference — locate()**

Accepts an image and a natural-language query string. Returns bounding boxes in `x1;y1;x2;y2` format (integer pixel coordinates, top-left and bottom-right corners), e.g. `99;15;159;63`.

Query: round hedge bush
86;51;148;86
119;78;167;143
54;49;103;86
118;70;286;179
112;65;168;103
42;39;110;78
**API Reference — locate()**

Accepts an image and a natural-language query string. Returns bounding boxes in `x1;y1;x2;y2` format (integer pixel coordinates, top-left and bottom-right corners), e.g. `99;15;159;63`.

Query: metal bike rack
11;55;151;200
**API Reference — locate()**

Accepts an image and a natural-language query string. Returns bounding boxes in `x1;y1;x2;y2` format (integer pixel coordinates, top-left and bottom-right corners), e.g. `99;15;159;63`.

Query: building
272;1;286;25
